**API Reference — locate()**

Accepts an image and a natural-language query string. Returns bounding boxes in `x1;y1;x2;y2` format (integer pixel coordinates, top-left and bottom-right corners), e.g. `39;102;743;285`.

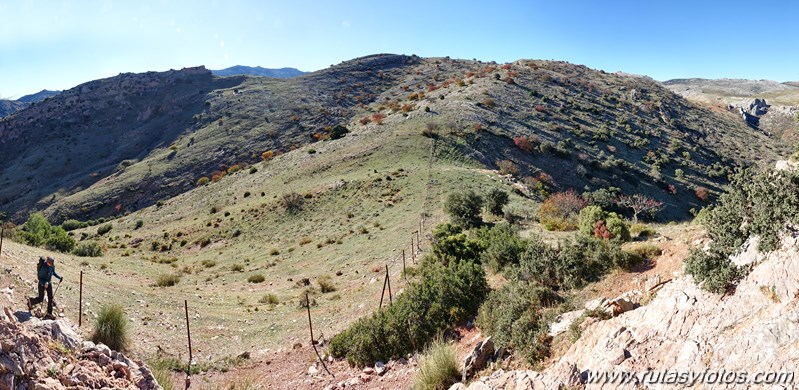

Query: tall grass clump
91;304;130;351
156;273;180;287
414;339;461;390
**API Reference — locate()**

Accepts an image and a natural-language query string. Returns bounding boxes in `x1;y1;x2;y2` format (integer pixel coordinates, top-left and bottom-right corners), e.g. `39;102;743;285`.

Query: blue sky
1;0;797;98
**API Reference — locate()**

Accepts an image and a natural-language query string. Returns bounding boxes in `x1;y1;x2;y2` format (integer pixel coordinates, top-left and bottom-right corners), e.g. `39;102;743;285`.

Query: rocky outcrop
457;231;799;389
462;337;495;381
0;308;161;389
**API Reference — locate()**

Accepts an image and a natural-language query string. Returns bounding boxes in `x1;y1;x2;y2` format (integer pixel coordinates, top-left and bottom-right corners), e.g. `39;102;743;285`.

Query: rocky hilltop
0;307;161;389
455;231;799;389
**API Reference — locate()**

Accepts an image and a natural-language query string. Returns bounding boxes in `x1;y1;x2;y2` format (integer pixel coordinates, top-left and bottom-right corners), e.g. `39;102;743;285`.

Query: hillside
0;99;27;117
665;78;799;143
17;89;62;103
0;55;790;224
212;65;307;78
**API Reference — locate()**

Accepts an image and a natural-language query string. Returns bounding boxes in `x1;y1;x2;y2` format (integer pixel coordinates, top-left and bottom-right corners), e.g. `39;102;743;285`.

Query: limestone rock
462;337;495;381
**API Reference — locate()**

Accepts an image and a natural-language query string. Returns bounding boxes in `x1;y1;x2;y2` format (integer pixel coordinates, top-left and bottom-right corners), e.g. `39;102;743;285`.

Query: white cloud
341;21;351;28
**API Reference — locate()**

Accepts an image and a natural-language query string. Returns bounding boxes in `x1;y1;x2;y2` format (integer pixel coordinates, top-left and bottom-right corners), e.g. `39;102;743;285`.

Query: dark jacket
37;264;61;286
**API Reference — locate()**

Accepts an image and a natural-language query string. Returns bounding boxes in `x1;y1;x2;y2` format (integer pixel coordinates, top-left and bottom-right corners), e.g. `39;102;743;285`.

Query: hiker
27;256;63;319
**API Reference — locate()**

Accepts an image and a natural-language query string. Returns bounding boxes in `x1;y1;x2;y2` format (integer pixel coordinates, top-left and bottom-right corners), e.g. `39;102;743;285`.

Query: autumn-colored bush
538;190;588;231
496;160;519;176
513;136;534;153
261;150;274;161
359;116;371;125
210;171;226;182
695;186;709;202
372;113;386;124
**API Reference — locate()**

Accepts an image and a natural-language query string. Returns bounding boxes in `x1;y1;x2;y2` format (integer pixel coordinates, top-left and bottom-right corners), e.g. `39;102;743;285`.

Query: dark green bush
476;281;554;364
485;188;509;217
72;241;103;257
686;168;799;293
62;219;88;231
134;220;144;230
430;224;482;265
475;223;526;272
97;224;113;236
329;259;488;367
443;190;483;229
45;227;75;253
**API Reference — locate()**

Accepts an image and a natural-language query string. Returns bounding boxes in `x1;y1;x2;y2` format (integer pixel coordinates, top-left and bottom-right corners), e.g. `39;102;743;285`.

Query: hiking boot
43;313;56;320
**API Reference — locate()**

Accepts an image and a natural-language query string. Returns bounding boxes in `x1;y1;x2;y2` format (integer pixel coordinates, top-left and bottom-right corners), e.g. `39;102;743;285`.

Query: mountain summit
211;65;306;78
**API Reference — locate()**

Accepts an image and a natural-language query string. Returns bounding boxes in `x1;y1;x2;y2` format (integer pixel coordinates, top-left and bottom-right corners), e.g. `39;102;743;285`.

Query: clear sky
1;0;798;98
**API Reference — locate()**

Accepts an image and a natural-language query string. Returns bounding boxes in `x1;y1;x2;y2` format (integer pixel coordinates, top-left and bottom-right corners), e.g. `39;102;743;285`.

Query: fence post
78;271;83;327
0;224;5;260
385;264;392;303
402;250;407;281
306;293;314;344
379;271;388;309
184;300;192;389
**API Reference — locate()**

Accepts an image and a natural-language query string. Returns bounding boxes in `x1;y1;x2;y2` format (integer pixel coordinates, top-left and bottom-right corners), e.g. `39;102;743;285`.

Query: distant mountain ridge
0;89;61;118
17;89;61;103
211;65;306;78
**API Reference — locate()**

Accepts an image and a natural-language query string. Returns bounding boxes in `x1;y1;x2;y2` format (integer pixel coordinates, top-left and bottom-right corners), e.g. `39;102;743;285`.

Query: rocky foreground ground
453;232;799;389
0;307;160;390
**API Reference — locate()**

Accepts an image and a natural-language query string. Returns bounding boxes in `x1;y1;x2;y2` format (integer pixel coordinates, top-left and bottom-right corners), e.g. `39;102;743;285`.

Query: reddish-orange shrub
695;186;709;201
261;150;274;161
537;190;588;231
372;113;385;124
514;136;534;152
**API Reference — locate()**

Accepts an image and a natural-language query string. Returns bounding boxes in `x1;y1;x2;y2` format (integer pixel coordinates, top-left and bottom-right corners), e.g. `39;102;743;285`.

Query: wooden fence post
78;271;83;327
386;264;392;303
402;250;407;281
184;300;192;389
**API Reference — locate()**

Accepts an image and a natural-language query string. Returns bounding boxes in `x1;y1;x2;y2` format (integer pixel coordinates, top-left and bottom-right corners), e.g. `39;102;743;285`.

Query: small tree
615;194;664;223
485;188;510;217
444;191;483;229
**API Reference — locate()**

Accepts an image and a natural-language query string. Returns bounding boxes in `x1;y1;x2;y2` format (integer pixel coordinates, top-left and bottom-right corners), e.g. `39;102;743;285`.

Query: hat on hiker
46;256;54;264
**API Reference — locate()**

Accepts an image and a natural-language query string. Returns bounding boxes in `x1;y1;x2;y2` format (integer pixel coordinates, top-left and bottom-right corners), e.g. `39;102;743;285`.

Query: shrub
91;304;130;351
329;125;349;140
201;260;216;268
282;192;305;214
61;219;88;231
485;188;509;217
538;190;587;231
695;186;709;202
475;223;525;272
248;274;265;283
134;220;144;230
73;241;103;257
496;160;519;176
624;243;662;261
329;259;488;367
230;264;245;272
414;339;461;390
45;227;76;253
513;136;534;153
97;224;113;236
476;281;553;364
684;249;738;293
431;224;482;265
259;293;279;305
578;206;630;242
443;190;483;229
317;275;336;293
20;213;55;247
196;177;210;186
156;273;180;287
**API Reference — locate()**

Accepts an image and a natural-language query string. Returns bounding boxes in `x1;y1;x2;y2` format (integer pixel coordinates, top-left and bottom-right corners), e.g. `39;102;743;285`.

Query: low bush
476;281;553;364
247;274;265;283
62;219;88;231
156;273;180;287
74;241;103;257
414;339;461;390
578;206;630;242
91;304;130;351
282;192;305;214
624;243;662;261
259;293;279;305
329;259;488;367
317;275;336;293
475;223;525;272
431;224;482;266
97;224;113;236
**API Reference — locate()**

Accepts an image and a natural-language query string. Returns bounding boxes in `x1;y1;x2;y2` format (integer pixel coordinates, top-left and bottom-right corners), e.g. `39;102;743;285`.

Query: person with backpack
27;256;63;319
